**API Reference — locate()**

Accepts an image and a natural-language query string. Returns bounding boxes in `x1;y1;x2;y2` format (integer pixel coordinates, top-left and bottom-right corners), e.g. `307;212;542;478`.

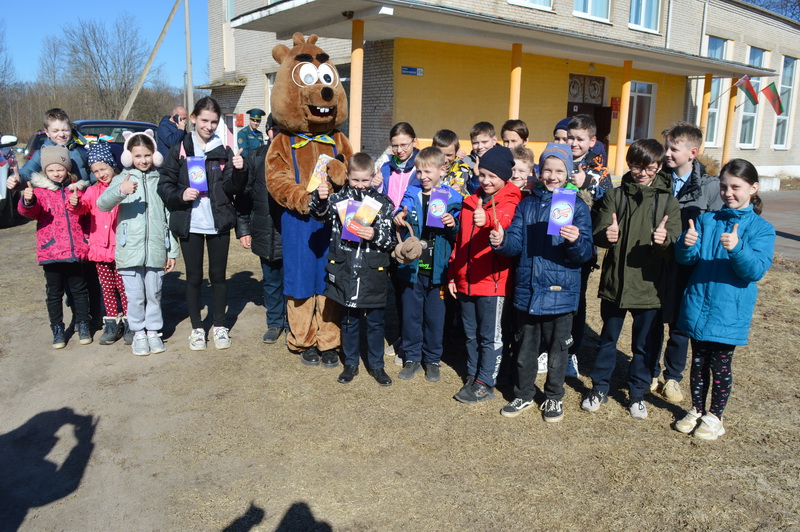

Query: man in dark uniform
237;108;266;156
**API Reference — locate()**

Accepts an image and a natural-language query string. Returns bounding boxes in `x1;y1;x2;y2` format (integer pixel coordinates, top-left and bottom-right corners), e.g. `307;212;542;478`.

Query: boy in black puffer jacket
309;153;396;386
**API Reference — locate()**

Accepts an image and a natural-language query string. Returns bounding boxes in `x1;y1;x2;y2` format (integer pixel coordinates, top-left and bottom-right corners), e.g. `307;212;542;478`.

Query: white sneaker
565;354;579;378
189;328;207;351
694;413;725;440
537;352;548;374
132;332;150;356
629;398;648;420
661;379;684;403
675;408;702;434
212;326;231;349
147;331;166;354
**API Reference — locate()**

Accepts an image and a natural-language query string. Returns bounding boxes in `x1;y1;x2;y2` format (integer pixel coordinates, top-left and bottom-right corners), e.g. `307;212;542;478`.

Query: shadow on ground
0;408;96;532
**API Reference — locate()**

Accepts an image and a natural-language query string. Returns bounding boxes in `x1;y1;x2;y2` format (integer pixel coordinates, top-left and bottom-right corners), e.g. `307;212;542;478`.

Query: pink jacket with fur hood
18;172;90;265
69;180;118;263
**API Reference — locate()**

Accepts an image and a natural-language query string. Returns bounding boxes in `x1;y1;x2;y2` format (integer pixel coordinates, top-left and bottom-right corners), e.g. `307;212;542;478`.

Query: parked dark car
23;130;47;160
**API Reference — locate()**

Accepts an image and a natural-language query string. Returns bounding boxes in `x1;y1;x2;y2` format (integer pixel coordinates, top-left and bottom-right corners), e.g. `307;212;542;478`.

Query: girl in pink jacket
18;145;91;349
70;142;129;346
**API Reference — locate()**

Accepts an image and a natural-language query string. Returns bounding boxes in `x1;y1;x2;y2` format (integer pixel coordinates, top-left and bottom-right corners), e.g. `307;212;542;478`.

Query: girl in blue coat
674;159;775;440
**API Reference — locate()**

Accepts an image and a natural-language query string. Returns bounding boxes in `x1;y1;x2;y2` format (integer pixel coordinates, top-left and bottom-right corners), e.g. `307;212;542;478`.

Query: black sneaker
541;399;565;423
501;398;534;417
320;349;339;368
338;364;359;383
262;327;284;344
99;317;121;345
368;367;393;386
424;363;441;382
454;381;495;404
52;324;66;349
398;360;422;380
77;321;93;345
301;347;321;366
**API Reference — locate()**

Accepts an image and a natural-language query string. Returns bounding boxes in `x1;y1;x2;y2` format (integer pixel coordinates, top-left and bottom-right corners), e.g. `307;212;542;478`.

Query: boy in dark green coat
581;139;681;420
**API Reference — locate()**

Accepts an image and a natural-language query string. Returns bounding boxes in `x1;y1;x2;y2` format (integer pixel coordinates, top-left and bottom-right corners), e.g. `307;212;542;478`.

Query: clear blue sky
5;0;209;88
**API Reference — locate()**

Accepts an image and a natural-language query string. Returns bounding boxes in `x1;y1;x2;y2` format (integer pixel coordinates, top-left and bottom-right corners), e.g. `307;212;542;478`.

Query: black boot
99;316;122;345
122;317;134;345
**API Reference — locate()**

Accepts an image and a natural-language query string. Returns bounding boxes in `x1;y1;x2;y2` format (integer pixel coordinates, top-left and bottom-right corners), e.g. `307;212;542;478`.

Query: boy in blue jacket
491;143;594;422
393;147;461;382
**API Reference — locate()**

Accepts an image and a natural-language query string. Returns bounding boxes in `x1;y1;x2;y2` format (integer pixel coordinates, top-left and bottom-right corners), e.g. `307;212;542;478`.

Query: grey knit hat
40;145;72;172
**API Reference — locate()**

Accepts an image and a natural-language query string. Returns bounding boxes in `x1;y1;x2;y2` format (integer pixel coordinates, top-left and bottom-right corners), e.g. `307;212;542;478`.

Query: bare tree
743;0;800;20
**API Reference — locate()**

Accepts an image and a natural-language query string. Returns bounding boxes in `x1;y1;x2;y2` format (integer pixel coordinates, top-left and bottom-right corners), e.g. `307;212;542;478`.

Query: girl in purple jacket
19;145;91;348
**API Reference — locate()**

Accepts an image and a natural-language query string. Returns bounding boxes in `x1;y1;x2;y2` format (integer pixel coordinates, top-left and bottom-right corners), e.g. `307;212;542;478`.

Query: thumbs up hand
69;189;79;207
606;213;619;243
22;181;35;204
232;148;244;170
721;223;739;251
684;218;699;247
120;173;138;195
6;172;18;190
489;221;504;247
653;215;669;245
317;178;329;200
473;197;486;227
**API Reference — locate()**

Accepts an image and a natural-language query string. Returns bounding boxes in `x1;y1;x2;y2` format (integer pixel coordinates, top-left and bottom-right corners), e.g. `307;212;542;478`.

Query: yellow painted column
350;19;365;152
721;83;739;164
613;60;633;177
698;73;713;154
509;43;522;120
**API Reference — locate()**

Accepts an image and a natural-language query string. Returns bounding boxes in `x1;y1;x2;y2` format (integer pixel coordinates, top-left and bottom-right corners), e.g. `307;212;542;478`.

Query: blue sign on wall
401;66;424;76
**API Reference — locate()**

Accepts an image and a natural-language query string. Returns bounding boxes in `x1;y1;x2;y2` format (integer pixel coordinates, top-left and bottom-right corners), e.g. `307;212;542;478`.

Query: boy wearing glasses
653;121;723;402
237;108;266;157
582;139;681;420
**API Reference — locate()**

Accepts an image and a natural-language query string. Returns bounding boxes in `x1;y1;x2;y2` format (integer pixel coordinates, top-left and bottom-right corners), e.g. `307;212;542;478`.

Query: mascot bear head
271;33;349;135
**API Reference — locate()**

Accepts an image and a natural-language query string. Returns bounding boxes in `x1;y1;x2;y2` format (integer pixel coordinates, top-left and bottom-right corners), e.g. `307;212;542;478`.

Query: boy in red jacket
448;145;522;403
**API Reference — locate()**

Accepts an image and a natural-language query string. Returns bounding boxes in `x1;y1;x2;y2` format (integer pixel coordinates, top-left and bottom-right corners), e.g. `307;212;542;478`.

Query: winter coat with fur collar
18;172;90;265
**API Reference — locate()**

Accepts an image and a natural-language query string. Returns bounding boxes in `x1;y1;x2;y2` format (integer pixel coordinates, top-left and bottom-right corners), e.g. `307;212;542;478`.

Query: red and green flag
734;75;759;105
761;82;785;115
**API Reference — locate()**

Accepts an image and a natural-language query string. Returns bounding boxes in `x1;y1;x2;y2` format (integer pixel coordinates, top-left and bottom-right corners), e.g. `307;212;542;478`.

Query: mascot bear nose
321;87;334;102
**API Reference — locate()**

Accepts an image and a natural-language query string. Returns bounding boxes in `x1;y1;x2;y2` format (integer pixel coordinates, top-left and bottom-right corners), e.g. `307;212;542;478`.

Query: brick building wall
362;40;395;158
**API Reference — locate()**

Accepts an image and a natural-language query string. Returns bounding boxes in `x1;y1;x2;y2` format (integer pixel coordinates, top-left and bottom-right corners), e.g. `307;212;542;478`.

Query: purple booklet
341;200;361;242
186;156;208;192
547;188;577;236
425;187;449;228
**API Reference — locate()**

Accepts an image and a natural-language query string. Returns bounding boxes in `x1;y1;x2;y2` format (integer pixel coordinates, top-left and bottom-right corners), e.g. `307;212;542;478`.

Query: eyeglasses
630;165;660;176
391;141;413;151
250;118;261;123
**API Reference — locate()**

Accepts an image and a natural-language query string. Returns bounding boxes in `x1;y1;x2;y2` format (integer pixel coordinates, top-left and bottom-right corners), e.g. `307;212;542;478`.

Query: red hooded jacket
448;182;521;296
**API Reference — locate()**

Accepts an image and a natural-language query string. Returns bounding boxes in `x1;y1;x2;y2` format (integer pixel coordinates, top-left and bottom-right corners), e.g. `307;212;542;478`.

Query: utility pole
185;0;194;118
118;0;182;120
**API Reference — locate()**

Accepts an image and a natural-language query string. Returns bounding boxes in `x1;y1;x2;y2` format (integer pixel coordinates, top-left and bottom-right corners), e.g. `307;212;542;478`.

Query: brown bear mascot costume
266;33;352;365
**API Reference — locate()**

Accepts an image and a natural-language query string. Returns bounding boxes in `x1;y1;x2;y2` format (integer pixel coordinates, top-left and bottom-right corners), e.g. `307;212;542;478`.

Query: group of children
11;106;775;441
11;99;246;356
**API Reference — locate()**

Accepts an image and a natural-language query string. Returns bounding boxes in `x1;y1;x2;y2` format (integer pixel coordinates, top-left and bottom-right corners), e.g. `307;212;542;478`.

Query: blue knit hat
87;141;117;169
538;142;572;174
478;145;514;181
554;117;572;135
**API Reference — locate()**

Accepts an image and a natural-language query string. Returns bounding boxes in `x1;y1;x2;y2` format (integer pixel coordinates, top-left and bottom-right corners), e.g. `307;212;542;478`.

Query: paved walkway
761;190;800;261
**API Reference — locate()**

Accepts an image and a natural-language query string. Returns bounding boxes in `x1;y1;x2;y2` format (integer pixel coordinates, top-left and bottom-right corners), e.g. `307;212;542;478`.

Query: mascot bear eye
317;64;338;87
293;62;319;86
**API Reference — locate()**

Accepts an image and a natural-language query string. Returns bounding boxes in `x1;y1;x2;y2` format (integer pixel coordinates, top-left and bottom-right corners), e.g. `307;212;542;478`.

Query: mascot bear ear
273;44;290;65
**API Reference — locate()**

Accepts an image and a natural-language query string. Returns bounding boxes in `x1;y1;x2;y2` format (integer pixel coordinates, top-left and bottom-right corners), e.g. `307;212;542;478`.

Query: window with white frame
774;56;796;148
705;36;727;146
508;0;553;8
574;0;610;20
630;0;660;31
739;47;766;147
627;82;656;142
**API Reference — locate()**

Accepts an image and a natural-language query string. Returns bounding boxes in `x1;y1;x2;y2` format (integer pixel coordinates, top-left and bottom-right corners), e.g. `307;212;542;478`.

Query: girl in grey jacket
98;131;179;356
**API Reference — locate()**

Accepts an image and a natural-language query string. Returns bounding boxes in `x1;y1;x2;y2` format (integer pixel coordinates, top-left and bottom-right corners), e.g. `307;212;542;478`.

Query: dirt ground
1;218;799;532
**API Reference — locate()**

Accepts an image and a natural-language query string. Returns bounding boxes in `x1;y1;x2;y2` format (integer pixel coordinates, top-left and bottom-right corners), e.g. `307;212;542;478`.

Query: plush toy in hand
265;33;354;364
